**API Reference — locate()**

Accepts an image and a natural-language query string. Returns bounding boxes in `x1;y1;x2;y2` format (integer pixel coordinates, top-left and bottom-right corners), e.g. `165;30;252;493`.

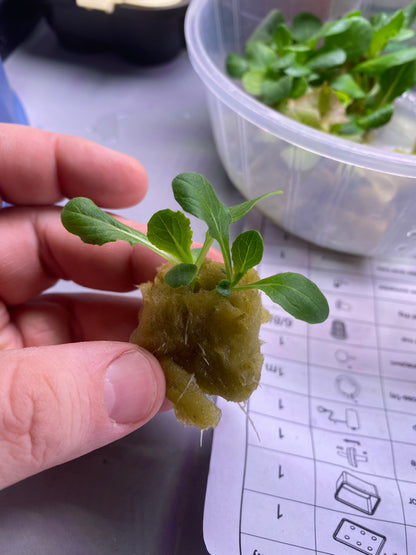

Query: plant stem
195;232;215;270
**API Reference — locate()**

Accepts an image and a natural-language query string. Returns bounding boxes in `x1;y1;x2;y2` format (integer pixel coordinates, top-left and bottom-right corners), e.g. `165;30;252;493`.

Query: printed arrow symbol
277;504;283;519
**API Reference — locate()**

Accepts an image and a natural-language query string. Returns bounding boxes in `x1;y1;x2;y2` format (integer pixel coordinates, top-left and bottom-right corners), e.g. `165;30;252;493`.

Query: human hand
0;124;167;490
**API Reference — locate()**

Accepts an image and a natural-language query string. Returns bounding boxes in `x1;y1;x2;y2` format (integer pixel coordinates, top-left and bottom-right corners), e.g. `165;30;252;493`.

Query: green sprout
61;172;329;324
225;2;416;142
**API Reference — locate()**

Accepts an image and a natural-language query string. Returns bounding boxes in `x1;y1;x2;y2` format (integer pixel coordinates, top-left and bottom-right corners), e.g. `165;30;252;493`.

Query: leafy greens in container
61;172;329;429
226;2;416;146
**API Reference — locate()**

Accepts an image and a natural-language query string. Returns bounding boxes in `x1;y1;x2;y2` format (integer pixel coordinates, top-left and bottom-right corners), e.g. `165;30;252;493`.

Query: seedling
226;2;416;143
62;172;329;428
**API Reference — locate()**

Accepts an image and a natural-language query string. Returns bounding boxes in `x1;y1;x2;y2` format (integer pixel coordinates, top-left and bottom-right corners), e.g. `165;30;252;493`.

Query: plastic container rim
185;0;416;178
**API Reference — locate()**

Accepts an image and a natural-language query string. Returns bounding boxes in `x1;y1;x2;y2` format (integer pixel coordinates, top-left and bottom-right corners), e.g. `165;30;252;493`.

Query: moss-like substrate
130;259;270;429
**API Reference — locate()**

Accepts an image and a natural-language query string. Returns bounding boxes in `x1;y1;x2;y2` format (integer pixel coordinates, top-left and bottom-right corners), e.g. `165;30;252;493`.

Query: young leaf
291;12;322;43
330;73;365;99
312;16;353;41
367;9;405;58
147;209;193;264
290;77;309;99
270;23;292;53
272;52;296;70
164;263;198;288
61;197;166;254
246;41;277;69
229;191;282;223
284;44;311;53
324;16;373;61
335;119;365;137
261;75;293;104
237;272;329;324
354;47;416;74
284;64;312;78
231;230;263;285
242;69;265;95
226;53;249;78
403;0;416;28
216;279;232;297
377;60;416;106
306;46;346;70
248;9;286;44
172;172;232;277
357;104;394;129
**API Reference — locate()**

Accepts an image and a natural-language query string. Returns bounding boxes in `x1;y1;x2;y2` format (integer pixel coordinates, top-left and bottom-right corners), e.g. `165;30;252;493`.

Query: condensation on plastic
185;0;416;258
0;59;28;125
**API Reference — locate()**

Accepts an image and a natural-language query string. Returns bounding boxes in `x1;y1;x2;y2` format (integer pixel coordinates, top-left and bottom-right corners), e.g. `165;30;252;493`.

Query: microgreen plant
226;2;416;142
61;172;329;324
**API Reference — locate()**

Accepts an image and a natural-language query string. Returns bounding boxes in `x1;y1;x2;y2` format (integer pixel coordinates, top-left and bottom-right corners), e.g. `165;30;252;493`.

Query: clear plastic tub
185;0;416;258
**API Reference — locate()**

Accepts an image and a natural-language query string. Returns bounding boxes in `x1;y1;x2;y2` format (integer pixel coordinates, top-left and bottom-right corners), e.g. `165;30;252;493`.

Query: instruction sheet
203;214;416;555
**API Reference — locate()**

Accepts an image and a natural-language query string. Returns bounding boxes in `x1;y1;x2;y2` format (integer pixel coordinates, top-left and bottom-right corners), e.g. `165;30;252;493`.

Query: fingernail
104;350;157;424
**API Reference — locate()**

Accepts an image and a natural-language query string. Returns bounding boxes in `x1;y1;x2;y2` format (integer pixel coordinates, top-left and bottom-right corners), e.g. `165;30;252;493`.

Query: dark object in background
41;0;189;65
0;0;42;59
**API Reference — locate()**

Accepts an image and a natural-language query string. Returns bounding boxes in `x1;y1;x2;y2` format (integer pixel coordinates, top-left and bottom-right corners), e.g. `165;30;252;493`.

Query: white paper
204;214;416;555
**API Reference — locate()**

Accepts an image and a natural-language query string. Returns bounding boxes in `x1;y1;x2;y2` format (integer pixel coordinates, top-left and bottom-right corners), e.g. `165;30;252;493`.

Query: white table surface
2;18;247;555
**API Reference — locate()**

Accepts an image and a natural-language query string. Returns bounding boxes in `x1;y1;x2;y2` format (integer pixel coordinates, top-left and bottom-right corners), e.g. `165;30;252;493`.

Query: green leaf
61;197;165;254
393;28;415;42
172;172;232;278
354;47;416;74
403;0;416;28
147;209;193;264
164;263;198;288
229;191;282;223
246;41;277;69
291;12;322;43
248;9;286;44
270;23;292;53
231;230;263;285
240;272;329;324
370;12;389;31
330;73;365;99
325;16;373;61
368;9;405;58
216;279;232;297
335;119;365;137
290;77;309;99
272;52;296;70
284;43;311;53
242;69;265;95
377;60;416;105
261;75;293;104
306;46;346;69
318;82;334;116
357;104;394;129
312;16;353;41
226;53;249;78
284;64;311;78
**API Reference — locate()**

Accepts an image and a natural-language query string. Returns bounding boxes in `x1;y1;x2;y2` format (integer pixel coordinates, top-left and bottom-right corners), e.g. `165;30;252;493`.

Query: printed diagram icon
333;518;386;554
331;319;348;340
337;445;368;467
317;405;360;430
335;471;381;515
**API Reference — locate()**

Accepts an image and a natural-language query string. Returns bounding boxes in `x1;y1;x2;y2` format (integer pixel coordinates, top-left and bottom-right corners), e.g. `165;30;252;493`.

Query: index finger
0;124;148;208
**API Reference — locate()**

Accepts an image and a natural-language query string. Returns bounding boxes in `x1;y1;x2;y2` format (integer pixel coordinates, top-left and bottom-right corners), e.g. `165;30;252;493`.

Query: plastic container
185;0;416;258
42;0;189;65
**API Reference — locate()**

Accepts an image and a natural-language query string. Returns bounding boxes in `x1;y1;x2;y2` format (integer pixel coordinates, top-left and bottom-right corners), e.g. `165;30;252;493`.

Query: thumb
0;341;166;490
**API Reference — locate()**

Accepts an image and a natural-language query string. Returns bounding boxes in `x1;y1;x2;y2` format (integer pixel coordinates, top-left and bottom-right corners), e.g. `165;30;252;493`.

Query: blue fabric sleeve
0;57;28;124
